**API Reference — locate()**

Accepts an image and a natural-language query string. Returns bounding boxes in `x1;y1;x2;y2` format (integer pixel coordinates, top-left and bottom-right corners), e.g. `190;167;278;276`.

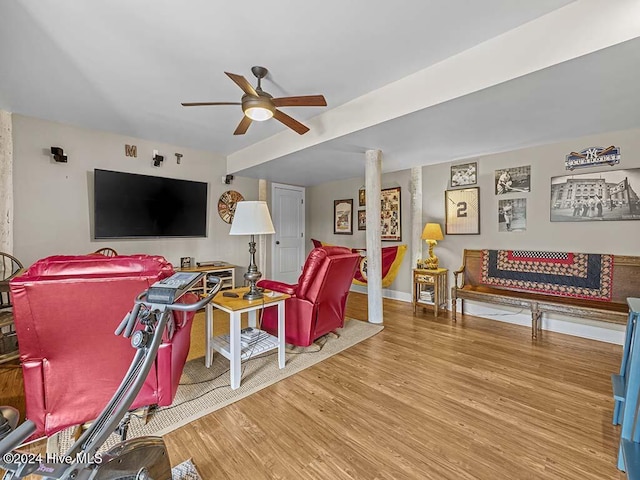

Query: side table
207;287;290;389
413;268;448;317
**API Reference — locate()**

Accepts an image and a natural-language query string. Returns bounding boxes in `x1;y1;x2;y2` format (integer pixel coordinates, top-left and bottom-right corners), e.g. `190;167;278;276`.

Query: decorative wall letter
125;145;137;157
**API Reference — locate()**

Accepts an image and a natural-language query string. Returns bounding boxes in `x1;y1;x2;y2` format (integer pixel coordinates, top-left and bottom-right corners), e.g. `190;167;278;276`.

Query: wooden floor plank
1;293;626;479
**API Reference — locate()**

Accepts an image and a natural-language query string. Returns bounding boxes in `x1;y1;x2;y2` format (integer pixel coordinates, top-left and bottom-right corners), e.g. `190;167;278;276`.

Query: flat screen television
94;169;208;238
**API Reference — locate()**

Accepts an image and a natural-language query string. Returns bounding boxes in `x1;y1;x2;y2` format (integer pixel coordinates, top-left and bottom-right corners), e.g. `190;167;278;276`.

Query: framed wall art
334;199;353;234
498;198;526;232
550;168;640;222
358;187;366;207
495;165;531;194
358;210;366;230
451;162;477;187
381;186;401;241
445;187;480;235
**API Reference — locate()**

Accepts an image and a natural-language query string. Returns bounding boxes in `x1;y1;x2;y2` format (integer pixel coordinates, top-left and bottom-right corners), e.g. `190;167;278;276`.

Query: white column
410;167;423;268
258;179;268;278
0;110;13;253
365;150;383;324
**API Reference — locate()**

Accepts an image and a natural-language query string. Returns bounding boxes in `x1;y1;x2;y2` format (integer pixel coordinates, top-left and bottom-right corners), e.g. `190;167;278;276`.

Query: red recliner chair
257;246;360;347
9;254;197;438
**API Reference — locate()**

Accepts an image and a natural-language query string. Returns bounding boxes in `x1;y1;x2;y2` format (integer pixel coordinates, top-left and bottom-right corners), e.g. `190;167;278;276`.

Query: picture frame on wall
334;199;353;234
498;198;527;232
381;186;401;241
358;187;366;207
495;165;531;194
445;187;480;235
451;162;477;187
358;210;366;230
550;168;640;222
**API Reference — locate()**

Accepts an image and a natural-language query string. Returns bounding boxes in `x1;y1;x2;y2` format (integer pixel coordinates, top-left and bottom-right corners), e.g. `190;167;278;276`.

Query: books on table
419;289;434;302
241;327;270;345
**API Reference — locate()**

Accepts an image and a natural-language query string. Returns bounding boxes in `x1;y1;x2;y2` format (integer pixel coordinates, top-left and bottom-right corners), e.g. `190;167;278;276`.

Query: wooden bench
451;249;639;339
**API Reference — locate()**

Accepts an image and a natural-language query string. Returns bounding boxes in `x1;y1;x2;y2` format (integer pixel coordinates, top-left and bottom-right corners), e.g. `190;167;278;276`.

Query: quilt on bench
480;249;614;301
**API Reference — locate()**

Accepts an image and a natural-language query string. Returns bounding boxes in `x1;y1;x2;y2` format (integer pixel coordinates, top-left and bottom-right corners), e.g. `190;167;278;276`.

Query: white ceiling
2;1;639;186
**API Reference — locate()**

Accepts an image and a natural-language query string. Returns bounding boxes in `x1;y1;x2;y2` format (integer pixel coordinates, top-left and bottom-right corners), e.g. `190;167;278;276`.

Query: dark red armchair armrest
257;279;297;296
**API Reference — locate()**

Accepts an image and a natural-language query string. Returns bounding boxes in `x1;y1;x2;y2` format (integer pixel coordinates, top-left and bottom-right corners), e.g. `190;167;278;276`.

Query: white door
271;183;305;284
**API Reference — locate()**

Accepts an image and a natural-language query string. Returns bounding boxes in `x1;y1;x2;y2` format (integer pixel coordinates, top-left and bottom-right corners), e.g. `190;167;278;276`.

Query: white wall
12;115;259;271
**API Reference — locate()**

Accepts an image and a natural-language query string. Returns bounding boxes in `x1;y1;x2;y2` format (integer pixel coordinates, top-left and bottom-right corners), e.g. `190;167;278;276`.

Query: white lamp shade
229;201;275;235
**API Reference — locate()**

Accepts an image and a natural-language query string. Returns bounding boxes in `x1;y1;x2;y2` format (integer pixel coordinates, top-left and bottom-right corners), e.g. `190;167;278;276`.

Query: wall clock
218;190;244;224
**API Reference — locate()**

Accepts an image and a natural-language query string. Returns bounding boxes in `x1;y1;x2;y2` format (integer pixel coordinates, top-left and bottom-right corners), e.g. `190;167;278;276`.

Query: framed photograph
381;187;401;241
334;199;353;234
495;165;531;194
498;198;526;232
550;168;640;222
358;210;366;230
445;187;480;235
451;162;477;187
358;187;366;207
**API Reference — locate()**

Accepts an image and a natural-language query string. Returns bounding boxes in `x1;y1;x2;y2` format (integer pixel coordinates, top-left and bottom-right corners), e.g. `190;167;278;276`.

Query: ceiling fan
181;66;327;135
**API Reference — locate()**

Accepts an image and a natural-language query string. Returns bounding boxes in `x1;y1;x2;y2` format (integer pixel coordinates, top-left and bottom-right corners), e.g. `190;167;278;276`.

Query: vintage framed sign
445;187;480;235
381;186;401;241
565;145;621;170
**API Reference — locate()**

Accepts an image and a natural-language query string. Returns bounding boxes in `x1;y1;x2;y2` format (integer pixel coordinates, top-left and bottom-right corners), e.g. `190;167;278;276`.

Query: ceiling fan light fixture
244;106;274;121
182;67;326;135
242;95;275;121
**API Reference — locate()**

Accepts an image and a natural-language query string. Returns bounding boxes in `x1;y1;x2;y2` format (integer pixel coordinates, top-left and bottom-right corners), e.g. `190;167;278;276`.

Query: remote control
223;291;239;298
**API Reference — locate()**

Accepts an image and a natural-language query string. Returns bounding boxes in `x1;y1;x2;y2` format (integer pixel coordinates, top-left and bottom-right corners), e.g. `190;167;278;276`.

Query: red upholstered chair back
295;246;352;301
10;254;195;438
258;246;360;347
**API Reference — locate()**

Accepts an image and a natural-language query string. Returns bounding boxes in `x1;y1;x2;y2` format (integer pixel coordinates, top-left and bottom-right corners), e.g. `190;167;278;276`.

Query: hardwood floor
1;293;626;479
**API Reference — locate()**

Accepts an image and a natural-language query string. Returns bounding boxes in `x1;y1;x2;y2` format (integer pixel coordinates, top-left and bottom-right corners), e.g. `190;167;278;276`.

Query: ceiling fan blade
272;95;327;108
225;72;258;97
273;109;310;135
181;102;241;106
233;116;252;135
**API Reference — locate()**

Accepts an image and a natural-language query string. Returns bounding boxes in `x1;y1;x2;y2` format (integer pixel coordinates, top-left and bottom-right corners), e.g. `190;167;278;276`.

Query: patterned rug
172;458;203;479
481;250;614;300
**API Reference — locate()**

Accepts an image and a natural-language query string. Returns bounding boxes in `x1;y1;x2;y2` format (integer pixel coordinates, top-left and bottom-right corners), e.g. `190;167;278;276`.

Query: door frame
271;182;306;283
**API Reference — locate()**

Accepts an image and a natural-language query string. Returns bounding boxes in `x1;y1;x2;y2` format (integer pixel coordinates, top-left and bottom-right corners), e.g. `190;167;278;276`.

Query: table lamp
421;222;444;269
229;201;275;300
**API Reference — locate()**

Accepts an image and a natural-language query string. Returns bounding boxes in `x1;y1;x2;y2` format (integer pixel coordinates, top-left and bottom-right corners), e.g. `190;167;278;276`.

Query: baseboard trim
348;286;625;345
350;285;412;303
458;300;625;345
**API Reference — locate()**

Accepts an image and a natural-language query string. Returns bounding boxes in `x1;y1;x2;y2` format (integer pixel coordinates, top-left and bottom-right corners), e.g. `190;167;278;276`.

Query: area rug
55;318;382;453
172;458;203;480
